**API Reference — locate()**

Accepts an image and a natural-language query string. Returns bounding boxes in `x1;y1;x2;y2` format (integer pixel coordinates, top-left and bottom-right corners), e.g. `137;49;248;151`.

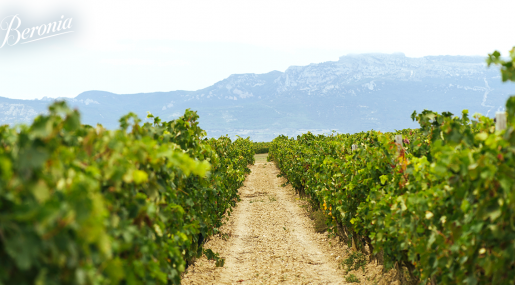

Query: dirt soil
254;153;268;163
182;161;398;285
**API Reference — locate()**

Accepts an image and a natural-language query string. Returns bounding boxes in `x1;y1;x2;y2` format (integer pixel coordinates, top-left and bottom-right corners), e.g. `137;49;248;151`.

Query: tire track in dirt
182;161;348;284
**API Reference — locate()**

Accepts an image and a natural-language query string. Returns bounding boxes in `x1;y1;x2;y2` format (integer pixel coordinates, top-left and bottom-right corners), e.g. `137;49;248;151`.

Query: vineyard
1;49;514;285
268;104;515;284
0;103;254;285
252;142;271;154
267;51;515;284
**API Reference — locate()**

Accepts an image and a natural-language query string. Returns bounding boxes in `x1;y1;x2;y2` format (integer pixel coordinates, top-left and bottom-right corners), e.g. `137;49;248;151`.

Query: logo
0;14;73;48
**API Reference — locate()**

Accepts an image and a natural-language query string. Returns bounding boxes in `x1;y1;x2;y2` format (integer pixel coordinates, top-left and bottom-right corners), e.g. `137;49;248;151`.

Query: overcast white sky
1;0;514;100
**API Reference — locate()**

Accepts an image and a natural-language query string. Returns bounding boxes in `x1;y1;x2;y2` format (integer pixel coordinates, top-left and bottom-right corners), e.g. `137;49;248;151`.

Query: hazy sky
1;0;514;100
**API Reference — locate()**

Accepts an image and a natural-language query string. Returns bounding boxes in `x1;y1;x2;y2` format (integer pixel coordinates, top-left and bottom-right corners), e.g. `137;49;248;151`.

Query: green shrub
252;142;270;154
345;274;360;283
342;251;367;274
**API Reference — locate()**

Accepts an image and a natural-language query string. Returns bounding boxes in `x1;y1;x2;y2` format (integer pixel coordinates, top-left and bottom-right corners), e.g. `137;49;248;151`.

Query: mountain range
1;53;513;141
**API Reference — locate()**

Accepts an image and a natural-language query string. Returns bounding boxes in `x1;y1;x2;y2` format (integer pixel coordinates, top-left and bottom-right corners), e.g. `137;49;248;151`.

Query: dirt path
182;160;398;284
182;161;351;284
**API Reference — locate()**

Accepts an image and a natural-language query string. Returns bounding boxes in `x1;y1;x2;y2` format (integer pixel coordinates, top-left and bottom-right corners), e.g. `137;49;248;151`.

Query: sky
1;0;514;100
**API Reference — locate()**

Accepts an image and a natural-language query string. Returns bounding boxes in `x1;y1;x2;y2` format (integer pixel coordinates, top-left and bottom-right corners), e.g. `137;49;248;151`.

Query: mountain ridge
1;53;512;141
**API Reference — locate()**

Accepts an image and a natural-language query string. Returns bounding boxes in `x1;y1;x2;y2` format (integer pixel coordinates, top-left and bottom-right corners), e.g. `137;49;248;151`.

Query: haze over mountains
1;53;513;141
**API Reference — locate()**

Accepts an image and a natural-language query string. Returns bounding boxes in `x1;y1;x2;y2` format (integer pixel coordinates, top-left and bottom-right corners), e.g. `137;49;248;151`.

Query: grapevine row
252;141;270;154
269;99;515;284
0;102;254;285
269;51;515;284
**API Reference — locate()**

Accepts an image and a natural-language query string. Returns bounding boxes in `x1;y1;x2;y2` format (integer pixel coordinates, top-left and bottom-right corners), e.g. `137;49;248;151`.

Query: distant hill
1;53;513;141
